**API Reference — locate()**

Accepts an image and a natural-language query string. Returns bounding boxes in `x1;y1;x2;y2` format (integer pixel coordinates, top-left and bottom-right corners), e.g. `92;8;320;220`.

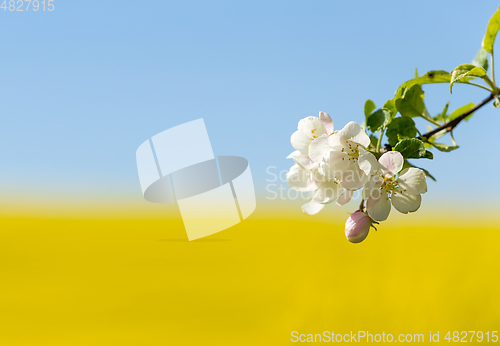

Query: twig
359;199;365;212
376;126;385;152
418;93;497;140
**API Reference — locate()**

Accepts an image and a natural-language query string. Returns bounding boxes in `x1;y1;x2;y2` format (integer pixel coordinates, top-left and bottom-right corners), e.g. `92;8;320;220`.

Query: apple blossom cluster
286;113;427;243
285;7;500;243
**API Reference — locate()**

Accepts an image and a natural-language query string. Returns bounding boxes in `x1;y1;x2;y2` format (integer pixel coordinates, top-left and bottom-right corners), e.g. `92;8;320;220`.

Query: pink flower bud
345;211;371;243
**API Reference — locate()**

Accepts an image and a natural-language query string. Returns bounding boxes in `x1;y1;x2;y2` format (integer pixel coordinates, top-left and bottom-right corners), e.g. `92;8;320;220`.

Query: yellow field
0;200;499;345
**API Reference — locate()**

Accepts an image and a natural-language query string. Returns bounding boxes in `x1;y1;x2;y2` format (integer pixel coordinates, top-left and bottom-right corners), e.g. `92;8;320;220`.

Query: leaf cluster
363;6;500;181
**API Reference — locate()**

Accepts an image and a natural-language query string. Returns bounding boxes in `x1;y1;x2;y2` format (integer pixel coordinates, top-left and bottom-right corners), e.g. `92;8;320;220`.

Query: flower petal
328;147;354;169
310;165;326;184
287;151;315;170
391;192;422;214
286;164;313;191
358;147;380;175
362;174;383;200
341;165;368;190
398;168;428;195
309;134;331;163
327;132;346;150
302;201;325;215
319;111;334;135
337;121;370;148
298;116;326;138
323;150;350;179
378;151;404;176
366;189;391;221
312;180;343;204
336;190;353;206
291;130;311;155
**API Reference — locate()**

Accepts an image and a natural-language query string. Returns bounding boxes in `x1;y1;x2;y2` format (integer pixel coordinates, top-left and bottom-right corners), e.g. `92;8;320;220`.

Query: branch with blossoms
286;7;500;243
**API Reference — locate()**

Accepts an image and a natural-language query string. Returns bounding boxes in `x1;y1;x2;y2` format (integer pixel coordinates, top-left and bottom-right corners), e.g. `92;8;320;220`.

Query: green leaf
364;100;376;123
423;151;434;159
494;98;500;108
383;99;398;119
395;85;438;125
403;160;436;181
386;116;417;147
393;138;432;159
434;102;450;123
428;142;459;152
472;47;489;71
366;108;391;132
448;102;475;121
450;64;487;93
395;70;454;98
395;85;425;118
483;6;500;54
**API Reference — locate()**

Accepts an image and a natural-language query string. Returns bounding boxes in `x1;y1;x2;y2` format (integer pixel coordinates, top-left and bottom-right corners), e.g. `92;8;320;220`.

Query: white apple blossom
286;150;315;171
363;151;428;221
287;111;346;214
286;163;318;192
309;121;379;190
286;161;344;215
290;112;334;155
300;179;344;215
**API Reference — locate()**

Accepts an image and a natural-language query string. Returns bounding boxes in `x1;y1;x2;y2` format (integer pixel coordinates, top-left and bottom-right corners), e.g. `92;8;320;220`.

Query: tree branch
418;93;497;140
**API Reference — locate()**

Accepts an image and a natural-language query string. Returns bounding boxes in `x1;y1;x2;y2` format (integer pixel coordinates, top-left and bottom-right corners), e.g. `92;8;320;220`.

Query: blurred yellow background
0;198;499;345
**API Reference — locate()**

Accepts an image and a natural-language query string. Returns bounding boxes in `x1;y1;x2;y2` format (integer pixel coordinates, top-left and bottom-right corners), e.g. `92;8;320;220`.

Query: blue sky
1;0;499;207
